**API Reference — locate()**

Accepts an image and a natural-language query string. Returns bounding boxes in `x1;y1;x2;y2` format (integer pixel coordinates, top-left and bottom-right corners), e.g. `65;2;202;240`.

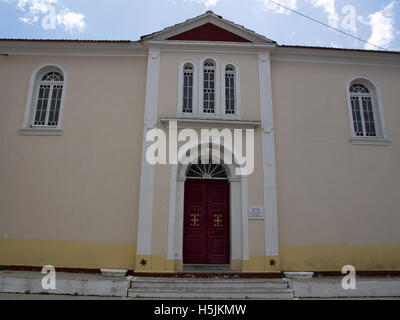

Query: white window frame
346;75;390;145
221;61;241;119
177;60;198;116
20;64;67;136
199;56;220;117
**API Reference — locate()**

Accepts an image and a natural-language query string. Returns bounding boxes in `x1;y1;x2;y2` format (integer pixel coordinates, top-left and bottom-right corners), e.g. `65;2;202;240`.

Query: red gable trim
167;23;251;43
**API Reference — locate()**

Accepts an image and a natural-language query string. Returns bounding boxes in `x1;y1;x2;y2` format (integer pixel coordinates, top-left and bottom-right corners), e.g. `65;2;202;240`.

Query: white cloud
357;15;369;26
1;0;86;32
262;0;297;15
365;1;396;50
183;0;219;7
308;0;339;28
16;0;57;14
57;10;85;33
19;16;38;24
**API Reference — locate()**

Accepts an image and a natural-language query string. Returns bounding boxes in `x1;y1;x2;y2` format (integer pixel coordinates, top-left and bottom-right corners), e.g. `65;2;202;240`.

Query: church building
0;11;399;275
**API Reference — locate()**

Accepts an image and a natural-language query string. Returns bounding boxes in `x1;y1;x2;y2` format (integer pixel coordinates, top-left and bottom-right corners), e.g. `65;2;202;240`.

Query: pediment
167;23;250;43
141;11;276;45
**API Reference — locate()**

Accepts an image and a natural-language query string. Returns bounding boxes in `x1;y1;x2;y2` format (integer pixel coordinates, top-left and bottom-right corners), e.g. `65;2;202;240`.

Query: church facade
1;11;399;274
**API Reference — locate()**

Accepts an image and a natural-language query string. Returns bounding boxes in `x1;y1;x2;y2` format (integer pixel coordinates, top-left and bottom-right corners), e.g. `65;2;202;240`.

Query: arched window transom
350;83;371;94
41;72;64;82
187;163;228;179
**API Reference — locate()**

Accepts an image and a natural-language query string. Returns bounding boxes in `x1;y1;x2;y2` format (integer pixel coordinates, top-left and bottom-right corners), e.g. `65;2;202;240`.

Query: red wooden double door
183;179;230;264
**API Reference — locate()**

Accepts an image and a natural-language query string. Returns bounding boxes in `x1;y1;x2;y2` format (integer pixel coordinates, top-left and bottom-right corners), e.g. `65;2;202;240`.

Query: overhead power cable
265;0;388;51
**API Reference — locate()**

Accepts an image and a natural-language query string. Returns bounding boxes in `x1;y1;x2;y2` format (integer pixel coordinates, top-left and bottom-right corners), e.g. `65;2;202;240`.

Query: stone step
183;264;231;272
128;287;294;299
178;270;238;274
131;277;289;289
129;277;293;299
0;271;130;297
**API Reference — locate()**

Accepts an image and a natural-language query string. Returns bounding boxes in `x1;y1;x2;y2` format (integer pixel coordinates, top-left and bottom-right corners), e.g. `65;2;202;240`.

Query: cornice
160;117;261;130
144;40;276;54
0;40;147;57
271;46;400;67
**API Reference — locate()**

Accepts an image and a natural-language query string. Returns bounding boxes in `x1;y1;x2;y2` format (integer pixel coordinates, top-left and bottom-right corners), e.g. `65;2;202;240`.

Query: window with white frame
178;58;240;118
183;63;194;114
21;65;66;135
225;65;236;115
349;81;382;138
203;60;216;114
20;65;67;135
32;71;64;127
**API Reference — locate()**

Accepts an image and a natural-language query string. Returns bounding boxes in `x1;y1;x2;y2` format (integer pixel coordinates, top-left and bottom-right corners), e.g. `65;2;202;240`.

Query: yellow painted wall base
136;257;280;273
280;245;400;271
242;256;281;273
0;239;136;270
135;255;179;273
1;240;399;273
231;259;242;271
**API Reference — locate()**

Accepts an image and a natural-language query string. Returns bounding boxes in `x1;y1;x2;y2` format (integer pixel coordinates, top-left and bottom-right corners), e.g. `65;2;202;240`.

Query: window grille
183;64;194;113
225;66;235;115
349;83;376;137
203;61;216;114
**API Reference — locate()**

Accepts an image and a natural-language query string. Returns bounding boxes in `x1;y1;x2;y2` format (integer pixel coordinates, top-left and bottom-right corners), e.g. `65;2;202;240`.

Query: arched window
203;60;216;114
225;65;235;115
183;63;194;113
21;65;67;135
349;82;379;137
33;71;64;127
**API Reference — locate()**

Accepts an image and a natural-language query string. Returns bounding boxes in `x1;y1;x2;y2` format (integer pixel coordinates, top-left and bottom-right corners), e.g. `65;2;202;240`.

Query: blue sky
0;0;399;50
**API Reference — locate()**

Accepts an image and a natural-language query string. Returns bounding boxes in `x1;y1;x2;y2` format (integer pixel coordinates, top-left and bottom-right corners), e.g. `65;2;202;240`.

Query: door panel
207;182;230;264
183;182;207;264
183;179;230;265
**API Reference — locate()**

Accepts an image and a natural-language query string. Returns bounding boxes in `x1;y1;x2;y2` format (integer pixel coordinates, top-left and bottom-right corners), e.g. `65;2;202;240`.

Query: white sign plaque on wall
249;206;264;220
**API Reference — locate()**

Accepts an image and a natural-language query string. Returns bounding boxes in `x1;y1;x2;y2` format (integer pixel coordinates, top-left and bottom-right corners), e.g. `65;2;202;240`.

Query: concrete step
129;277;293;299
128;287;294;299
131;277;289;289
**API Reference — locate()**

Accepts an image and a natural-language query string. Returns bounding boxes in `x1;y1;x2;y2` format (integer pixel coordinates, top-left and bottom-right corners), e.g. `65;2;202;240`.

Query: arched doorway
183;162;230;265
167;140;249;271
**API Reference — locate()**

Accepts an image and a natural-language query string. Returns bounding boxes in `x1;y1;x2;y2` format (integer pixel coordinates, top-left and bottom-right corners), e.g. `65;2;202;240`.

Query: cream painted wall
0;55;147;244
271;60;400;246
1;48;399;271
151;160;172;255
247;128;266;256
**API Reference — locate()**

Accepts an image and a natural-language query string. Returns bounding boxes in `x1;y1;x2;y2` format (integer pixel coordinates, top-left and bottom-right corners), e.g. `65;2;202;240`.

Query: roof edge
0;40;398;56
278;45;400;55
0;38;133;43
